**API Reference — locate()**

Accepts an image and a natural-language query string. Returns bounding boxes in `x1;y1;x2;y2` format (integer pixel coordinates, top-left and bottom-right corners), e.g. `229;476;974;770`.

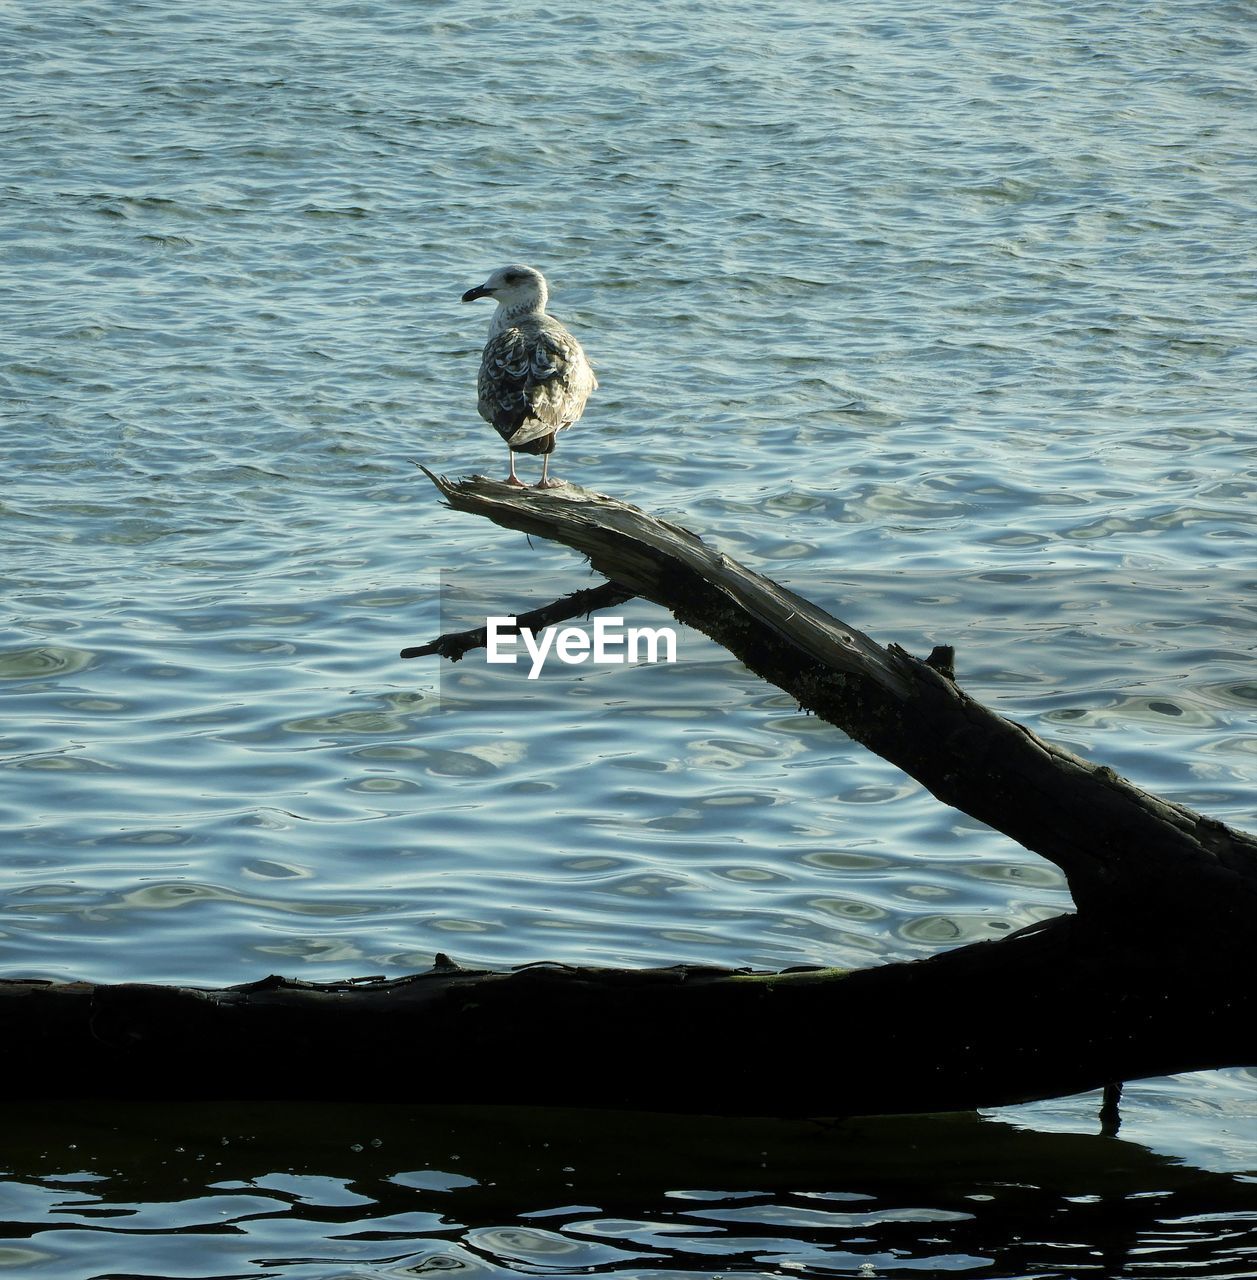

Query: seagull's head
462;264;548;315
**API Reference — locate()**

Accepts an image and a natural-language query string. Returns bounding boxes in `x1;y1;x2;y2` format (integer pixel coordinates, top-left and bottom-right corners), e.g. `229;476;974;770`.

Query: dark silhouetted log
3;918;1254;1111
7;475;1255;1114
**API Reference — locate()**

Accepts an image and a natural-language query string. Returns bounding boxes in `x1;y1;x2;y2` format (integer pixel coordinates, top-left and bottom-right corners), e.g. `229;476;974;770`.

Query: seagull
461;265;597;488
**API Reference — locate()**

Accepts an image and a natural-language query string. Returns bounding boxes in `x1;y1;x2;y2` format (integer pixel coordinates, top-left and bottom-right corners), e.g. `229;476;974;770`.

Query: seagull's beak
461;284;492;302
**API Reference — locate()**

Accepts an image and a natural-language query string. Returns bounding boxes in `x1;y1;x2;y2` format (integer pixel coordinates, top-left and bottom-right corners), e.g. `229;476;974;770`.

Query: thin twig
400;579;637;661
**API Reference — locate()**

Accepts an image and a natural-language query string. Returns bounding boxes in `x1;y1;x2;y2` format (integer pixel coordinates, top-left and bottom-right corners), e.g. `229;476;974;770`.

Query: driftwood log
5;474;1254;1114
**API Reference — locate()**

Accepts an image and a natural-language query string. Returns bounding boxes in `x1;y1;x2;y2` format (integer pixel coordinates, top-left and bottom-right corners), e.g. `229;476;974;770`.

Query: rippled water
4;1103;1257;1280
3;0;1256;1274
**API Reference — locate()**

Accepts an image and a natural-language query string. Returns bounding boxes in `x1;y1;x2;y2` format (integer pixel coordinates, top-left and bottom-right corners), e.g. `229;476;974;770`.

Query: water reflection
1;1104;1254;1279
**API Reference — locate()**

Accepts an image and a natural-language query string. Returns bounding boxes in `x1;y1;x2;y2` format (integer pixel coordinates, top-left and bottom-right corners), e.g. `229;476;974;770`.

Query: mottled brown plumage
462;265;596;487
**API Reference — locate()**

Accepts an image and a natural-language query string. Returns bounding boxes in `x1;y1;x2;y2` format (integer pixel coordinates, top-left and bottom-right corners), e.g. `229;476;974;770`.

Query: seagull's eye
502;272;521;285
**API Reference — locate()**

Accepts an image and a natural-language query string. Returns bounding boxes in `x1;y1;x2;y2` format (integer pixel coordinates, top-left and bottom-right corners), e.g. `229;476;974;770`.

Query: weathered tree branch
417;470;1257;933
6;473;1254;1112
4;916;1253;1111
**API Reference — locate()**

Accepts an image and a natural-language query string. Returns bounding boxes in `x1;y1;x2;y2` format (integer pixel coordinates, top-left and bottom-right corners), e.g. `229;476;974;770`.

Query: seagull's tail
508;420;561;448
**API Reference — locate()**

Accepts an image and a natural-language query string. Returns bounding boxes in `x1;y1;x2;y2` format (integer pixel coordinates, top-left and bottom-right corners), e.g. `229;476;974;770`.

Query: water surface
2;1;1255;1274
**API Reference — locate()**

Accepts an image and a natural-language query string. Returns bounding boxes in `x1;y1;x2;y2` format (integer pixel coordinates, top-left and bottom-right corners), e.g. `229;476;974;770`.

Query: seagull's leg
535;444;561;489
504;450;526;487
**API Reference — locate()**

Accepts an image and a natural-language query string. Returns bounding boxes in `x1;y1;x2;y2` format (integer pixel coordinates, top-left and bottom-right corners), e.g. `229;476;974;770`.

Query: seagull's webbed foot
503;474;527;487
534;477;564;489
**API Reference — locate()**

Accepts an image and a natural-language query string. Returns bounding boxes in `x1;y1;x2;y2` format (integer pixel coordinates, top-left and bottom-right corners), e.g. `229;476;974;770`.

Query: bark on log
6;474;1255;1112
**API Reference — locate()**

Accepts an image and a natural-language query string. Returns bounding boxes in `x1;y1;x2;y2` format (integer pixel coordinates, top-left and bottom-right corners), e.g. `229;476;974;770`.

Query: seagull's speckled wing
477;316;597;455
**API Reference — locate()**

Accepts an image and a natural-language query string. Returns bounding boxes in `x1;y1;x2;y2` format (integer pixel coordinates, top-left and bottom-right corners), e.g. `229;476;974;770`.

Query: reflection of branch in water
1;1101;1252;1279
